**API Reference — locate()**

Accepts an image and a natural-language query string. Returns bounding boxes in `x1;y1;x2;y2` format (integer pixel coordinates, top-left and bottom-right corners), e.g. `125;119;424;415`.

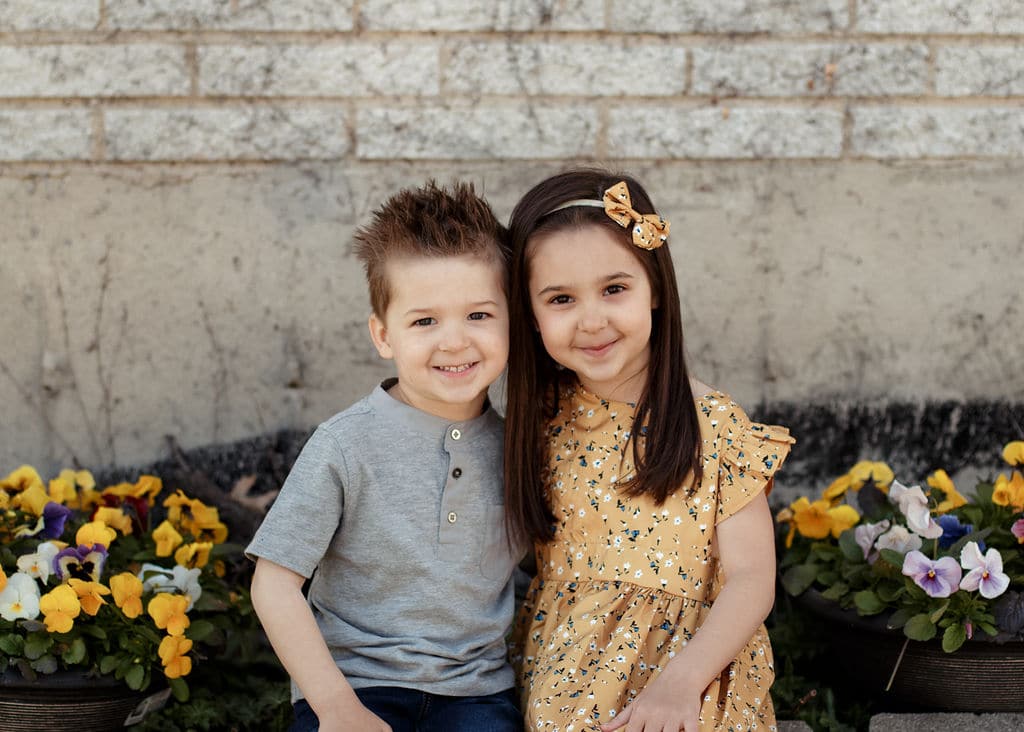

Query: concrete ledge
869;713;1024;731
778;721;813;732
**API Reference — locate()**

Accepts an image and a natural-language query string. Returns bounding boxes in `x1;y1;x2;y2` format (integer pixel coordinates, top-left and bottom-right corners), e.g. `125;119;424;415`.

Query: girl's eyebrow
535;271;634;298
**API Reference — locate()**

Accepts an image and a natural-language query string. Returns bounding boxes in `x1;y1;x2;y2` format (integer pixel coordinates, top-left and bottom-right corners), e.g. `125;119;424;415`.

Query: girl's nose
577;308;607;333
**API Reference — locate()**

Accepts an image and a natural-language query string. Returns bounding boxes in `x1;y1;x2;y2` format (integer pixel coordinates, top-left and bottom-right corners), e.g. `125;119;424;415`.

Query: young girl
504;169;794;732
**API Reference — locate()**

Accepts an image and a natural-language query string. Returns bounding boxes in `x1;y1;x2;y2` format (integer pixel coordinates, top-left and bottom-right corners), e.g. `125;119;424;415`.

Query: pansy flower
93;506;133;536
159;635;193;679
16;541;61;581
959;541;1010;599
889;481;943;539
902;551;962;598
1003;441;1024;466
148;593;190;636
16;501;73;540
0;572;41;622
68;578;111;616
1012;517;1024;544
76;520;116;549
138;563;202;611
153;520;184;557
109;572;144;619
174;541;213;569
54;544;108;582
848;461;895;491
993;471;1024;512
11;481;51;516
926;470;968;514
875;525;923;555
39;584;80;633
0;465;44;493
854;519;890;561
935;514;973;550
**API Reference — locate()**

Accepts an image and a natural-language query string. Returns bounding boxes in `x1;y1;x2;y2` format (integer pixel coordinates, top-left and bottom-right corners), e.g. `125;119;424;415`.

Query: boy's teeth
439;364;472;372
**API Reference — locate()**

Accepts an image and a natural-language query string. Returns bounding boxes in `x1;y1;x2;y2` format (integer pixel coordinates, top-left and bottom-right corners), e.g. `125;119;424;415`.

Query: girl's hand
599;670;701;732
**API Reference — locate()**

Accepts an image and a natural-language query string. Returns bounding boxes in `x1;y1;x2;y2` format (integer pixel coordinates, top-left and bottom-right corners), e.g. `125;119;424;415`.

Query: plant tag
124;687;172;726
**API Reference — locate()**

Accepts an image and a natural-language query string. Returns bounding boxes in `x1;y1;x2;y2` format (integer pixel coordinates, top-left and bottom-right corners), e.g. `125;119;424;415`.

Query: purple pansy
54;544;108;582
936;514;973;549
959;541;1009;599
40;501;73;539
902;550;962;598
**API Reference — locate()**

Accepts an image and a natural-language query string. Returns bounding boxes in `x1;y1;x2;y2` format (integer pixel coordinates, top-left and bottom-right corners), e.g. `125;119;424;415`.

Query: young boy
248;182;523;732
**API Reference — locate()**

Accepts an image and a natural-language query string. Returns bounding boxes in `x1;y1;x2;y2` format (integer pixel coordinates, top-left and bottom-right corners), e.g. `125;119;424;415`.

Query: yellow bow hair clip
602;181;670;251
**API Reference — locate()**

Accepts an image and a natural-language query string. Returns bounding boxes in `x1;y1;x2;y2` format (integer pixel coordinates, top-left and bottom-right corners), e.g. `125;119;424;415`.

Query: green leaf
99;655;119;674
781;564;819;596
61;638;86;665
887;608;913;629
820;582;849;601
838;529;864;561
0;634;25;656
815;570;839;586
904;613;937;641
877;583;904;603
29;654;58;674
23;633;53;661
169;677;190;703
186;619;216;643
978;621;999;637
929;600;950;624
879;549;907;569
853;590;886;615
125;664;146;691
942;623;967;653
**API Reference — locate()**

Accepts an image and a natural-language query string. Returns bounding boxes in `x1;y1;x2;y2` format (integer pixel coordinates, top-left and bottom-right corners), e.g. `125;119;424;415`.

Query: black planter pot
797;589;1024;713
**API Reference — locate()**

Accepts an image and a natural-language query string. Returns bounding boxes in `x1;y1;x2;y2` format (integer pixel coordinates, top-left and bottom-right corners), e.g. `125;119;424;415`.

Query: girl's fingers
599;704;633;731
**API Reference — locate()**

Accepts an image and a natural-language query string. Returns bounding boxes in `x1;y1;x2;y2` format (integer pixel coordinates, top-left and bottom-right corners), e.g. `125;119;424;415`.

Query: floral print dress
511;384;794;731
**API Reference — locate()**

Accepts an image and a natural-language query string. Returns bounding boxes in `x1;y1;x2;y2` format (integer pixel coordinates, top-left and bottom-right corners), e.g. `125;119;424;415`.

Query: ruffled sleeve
711;399;795;522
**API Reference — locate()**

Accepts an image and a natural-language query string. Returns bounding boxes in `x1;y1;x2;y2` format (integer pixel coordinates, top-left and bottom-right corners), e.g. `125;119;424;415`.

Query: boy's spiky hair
352;180;507;317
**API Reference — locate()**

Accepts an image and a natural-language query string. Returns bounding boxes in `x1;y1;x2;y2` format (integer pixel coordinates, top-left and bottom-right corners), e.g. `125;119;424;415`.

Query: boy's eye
468;311;490;321
412;317;436;327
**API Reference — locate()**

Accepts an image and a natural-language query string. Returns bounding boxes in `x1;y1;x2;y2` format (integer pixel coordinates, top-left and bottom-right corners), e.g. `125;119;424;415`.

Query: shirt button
447;511;458;523
450;428;462;440
452;468;462;479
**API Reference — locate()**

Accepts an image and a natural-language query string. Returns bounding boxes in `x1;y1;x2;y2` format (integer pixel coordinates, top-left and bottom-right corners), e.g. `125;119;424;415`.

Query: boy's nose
438;325;470;351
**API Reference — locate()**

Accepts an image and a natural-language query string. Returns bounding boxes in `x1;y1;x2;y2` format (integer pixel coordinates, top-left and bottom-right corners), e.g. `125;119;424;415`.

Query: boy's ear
368;313;394;360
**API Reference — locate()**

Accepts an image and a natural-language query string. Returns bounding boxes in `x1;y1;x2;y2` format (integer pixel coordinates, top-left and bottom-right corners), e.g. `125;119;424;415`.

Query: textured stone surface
0;110;92;160
359;0;601;31
446;40;686;96
106;0;354;31
105;108;349;160
777;722;813;732
3;160;1021;473
0;45;188;98
868;713;1024;732
851;107;1024;157
356;105;599;159
858;1;1024;34
621;0;849;32
607;106;844;158
0;0;99;30
692;44;929;97
199;43;439;97
936;45;1024;96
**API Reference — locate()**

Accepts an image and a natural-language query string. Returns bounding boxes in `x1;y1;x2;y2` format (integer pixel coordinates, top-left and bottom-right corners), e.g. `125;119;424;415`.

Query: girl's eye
468;311;490;321
412;317;436;327
605;284;626;295
548;294;572;305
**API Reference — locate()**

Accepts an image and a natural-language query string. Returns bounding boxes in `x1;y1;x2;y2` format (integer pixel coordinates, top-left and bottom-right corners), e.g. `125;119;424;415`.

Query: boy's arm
251;557;391;732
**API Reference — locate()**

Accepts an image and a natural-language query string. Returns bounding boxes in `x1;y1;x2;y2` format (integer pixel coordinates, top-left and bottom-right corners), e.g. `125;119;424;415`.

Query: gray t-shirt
246;380;521;701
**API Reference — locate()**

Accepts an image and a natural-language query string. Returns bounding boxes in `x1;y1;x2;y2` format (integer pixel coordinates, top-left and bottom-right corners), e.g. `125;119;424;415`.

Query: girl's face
527;224;656;403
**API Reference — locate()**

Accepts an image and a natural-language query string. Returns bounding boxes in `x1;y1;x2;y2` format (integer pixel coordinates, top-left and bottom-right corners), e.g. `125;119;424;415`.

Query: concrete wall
2;2;1022;476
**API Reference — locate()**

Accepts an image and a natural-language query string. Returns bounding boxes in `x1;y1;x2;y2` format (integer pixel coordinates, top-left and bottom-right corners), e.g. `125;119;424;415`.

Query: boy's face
369;253;508;422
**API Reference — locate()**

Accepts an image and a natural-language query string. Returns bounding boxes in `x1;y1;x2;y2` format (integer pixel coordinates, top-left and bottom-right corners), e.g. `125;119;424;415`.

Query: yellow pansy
153;520;184;557
0;465;44;493
0;491;8;510
0;568;6;594
67;578;111;616
1004;441;1024;467
193;518;229;545
12;482;50;516
165;491;221;537
47;476;74;504
102;475;162;505
993;471;1024;512
109;572;144;619
148;593;190;636
848;461;894;491
791;497;833;539
822;473;853;502
39;584;81;633
159;635;193;679
76;520;116;549
927;469;968;513
94;507;133;536
828;505;861;537
174;542;213;569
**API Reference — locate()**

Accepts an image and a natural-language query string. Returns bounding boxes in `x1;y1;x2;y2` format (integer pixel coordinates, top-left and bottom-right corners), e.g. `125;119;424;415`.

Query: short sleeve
245;425;347;577
714;404;794;523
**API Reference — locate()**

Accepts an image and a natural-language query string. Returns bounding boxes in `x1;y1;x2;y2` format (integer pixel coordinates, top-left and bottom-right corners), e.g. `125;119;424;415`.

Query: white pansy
16;541;60;582
0;572;41;621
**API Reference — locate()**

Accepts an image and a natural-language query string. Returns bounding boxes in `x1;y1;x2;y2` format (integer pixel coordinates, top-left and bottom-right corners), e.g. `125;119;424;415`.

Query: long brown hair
504;168;702;544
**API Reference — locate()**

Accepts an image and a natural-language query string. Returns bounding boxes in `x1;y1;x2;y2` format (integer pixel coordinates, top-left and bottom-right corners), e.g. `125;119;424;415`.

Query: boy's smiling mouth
435;362;478;373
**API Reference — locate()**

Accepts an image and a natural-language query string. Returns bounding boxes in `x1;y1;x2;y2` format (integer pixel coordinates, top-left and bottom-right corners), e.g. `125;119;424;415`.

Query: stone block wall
1;2;1022;490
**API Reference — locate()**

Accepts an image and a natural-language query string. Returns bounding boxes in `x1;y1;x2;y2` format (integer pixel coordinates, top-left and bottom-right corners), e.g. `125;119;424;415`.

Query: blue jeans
290;686;522;731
